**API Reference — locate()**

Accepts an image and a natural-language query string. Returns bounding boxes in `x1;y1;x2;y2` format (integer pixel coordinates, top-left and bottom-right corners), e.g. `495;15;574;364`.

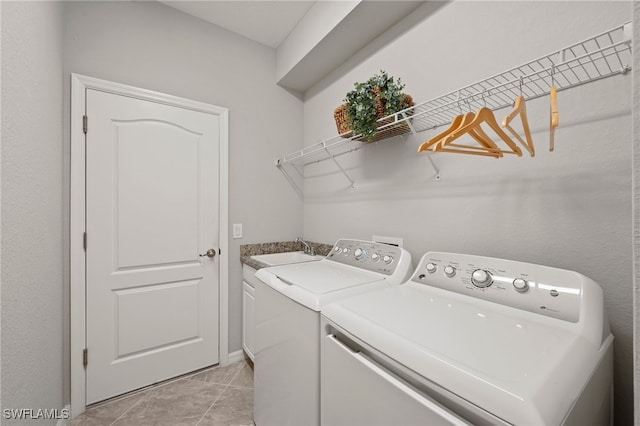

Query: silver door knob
199;249;216;258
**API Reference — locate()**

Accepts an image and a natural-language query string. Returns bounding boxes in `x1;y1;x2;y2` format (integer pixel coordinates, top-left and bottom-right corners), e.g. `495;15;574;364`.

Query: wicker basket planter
334;90;414;142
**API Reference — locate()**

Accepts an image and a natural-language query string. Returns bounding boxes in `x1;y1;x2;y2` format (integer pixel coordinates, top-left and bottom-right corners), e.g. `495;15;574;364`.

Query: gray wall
61;0;304;405
1;1;65;423
1;0;636;423
302;1;634;424
633;2;639;423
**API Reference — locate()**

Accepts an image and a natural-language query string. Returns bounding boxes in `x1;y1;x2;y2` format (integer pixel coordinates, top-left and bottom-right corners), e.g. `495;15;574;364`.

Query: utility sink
251;251;324;266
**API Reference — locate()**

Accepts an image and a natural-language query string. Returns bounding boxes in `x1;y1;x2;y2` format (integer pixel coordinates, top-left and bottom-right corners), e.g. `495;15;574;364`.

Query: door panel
86;89;219;404
115;120;201;268
114;279;201;357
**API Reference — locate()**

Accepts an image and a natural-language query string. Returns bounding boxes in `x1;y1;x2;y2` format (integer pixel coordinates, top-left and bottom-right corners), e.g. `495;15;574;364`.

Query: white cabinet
242;265;258;361
242;281;255;361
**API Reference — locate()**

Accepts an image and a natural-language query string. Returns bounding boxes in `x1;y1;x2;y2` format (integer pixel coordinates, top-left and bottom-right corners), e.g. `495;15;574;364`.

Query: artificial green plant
343;70;408;141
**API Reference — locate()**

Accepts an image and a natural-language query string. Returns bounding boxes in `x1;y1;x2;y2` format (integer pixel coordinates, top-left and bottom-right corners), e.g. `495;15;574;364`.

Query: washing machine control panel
411;252;591;322
328;239;405;276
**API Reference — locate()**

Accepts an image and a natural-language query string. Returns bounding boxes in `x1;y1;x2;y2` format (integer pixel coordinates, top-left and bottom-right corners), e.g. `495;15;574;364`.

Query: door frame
70;73;229;417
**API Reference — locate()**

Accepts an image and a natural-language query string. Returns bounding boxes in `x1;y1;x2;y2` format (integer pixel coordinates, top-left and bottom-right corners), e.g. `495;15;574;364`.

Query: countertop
240;240;332;270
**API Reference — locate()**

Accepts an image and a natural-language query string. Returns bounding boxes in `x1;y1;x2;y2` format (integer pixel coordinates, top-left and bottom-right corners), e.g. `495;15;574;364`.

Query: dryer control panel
411;252;604;323
327;239;408;278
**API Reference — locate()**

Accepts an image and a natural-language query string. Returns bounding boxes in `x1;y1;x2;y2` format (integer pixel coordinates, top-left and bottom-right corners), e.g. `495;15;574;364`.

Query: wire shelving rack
275;22;632;184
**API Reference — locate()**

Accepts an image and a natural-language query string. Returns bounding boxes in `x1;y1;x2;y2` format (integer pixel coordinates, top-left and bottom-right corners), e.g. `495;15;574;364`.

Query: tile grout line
108;391;151;426
104;367;213;425
194;363;244;426
225;383;253;390
104;366;206;426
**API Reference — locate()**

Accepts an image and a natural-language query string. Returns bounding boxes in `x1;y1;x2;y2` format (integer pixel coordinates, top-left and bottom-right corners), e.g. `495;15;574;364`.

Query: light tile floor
70;360;253;426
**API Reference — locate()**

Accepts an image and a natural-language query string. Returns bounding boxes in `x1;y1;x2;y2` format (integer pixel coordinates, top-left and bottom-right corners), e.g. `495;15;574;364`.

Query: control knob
444;265;456;277
512;278;529;292
425;263;437;274
471;269;492;288
354;248;367;260
371;252;381;262
382;255;393;265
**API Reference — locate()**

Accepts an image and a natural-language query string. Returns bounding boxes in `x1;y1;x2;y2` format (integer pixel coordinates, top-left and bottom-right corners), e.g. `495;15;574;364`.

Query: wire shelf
276;21;632;174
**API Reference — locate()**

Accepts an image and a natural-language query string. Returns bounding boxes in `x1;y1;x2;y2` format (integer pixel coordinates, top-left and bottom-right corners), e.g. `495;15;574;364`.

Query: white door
85;88;219;404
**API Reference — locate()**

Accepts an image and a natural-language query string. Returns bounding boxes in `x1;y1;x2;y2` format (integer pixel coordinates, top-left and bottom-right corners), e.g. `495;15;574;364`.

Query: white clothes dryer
321;252;613;425
253;239;412;426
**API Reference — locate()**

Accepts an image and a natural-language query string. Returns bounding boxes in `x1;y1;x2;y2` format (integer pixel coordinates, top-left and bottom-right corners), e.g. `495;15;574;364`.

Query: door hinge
83;232;87;251
83;115;88;134
83;348;88;368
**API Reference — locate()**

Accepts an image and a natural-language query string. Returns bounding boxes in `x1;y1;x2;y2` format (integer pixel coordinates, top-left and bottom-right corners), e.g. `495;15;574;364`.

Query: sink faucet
296;237;315;256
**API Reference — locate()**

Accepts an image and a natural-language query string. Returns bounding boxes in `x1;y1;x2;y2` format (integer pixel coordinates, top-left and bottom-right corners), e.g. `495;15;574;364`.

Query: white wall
1;1;65;423
303;1;633;424
61;0;303;403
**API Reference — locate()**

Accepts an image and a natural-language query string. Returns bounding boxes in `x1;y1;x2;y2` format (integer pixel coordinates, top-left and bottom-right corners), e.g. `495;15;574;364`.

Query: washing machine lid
255;260;387;311
323;282;609;425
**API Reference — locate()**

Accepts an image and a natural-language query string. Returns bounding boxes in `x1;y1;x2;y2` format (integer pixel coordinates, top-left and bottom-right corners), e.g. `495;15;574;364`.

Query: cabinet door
242;281;255;361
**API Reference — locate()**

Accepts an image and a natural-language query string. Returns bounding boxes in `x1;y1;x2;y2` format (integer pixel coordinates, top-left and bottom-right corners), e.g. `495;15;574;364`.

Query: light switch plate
233;223;243;239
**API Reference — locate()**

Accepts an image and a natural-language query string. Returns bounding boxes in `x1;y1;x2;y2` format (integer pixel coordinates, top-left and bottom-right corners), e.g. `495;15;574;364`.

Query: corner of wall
1;0;66;418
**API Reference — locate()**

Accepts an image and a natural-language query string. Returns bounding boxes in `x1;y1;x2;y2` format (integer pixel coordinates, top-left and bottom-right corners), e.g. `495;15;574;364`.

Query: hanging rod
275;21;632;171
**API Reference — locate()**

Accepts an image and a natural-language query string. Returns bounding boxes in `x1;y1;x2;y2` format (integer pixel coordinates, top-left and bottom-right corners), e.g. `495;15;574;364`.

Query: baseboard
228;349;245;364
57;405;71;426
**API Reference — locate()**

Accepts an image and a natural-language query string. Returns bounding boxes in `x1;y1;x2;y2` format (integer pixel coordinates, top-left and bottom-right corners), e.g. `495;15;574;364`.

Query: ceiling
158;1;427;92
159;1;316;48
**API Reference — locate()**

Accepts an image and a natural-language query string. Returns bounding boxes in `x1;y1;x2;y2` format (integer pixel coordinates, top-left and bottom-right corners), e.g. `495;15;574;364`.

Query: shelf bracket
275;161;303;198
323;143;355;189
402;112;440;181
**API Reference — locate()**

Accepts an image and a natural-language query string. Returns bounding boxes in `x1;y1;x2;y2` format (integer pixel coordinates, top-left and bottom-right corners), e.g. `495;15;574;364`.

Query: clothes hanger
418;96;497;153
457;112;504;154
435;147;501;158
549;84;559;152
437;123;506;156
435;106;523;157
501;79;535;157
417;113;465;152
443;141;502;157
421;93;507;157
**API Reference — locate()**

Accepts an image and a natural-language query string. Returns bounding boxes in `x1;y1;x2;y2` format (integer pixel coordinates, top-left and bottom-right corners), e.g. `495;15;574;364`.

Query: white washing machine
321;252;614;425
253;239;413;426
